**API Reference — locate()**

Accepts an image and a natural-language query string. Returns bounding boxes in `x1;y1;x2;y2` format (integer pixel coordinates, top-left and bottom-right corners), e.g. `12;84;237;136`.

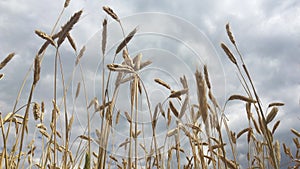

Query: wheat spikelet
195;69;208;123
268;102;284;108
228;94;257;103
226;23;235;45
102;18;107;55
64;0;70;8
291;128;300;137
154;78;171;90
57;10;83;47
169;88;188;98
107;64;134;73
102;6;119;22
33;102;40;121
220;43;237;65
67;33;76;51
33;55;41;85
203;65;211;89
0;73;4;80
0;52;15;70
75;46;86;66
237;128;250;139
35;30;55;46
115;27;138;55
75;82;80;99
266;107;278;124
271;120;280;134
139;60;152;70
169;101;179;117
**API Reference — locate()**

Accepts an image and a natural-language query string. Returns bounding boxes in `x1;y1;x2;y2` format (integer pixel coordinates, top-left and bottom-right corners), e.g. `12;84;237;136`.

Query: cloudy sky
1;0;300;168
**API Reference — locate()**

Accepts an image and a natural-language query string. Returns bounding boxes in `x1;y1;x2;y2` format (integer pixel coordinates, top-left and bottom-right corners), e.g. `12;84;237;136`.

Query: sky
0;0;300;168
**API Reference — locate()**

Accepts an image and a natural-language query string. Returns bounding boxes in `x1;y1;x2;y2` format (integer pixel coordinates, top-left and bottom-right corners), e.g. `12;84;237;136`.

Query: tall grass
0;1;299;169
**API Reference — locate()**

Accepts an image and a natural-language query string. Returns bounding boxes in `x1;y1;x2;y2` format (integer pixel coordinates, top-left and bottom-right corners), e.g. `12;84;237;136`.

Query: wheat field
0;1;299;169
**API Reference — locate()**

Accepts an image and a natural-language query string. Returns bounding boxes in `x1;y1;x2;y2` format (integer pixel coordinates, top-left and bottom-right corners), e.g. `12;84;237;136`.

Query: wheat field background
0;0;299;168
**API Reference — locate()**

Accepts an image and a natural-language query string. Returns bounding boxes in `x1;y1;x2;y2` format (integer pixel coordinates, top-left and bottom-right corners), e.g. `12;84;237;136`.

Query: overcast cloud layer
1;0;300;168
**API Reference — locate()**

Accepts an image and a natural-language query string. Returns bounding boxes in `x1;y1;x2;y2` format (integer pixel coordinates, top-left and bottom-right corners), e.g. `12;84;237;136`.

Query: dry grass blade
266;107;278;124
291;128;300;137
226;23;235;45
57;10;83;47
115;27;138;55
268;102;284;108
67;33;76;51
154;78;171;90
102;18;107;55
35;30;55;46
169;101;179;118
75;46;86;66
102;6;119;22
221;43;237;65
33;55;41;85
0;52;15;70
228;95;257;103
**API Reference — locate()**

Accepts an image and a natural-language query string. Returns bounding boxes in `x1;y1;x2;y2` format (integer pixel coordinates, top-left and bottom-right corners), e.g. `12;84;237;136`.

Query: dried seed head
64;0;71;8
266;107;278;124
169;88;188;98
221;43;237;65
67;33;77;51
226;23;235;45
115;27;138;55
75;46;86;66
102;18;107;55
33;55;41;85
228;94;257;103
169;101;179;118
33;102;41;121
203;65;211;89
57;10;83;47
75;82;81;99
35;30;56;46
0;52;15;70
154;78;171;90
102;6;119;21
291;128;300;137
0;73;4;80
